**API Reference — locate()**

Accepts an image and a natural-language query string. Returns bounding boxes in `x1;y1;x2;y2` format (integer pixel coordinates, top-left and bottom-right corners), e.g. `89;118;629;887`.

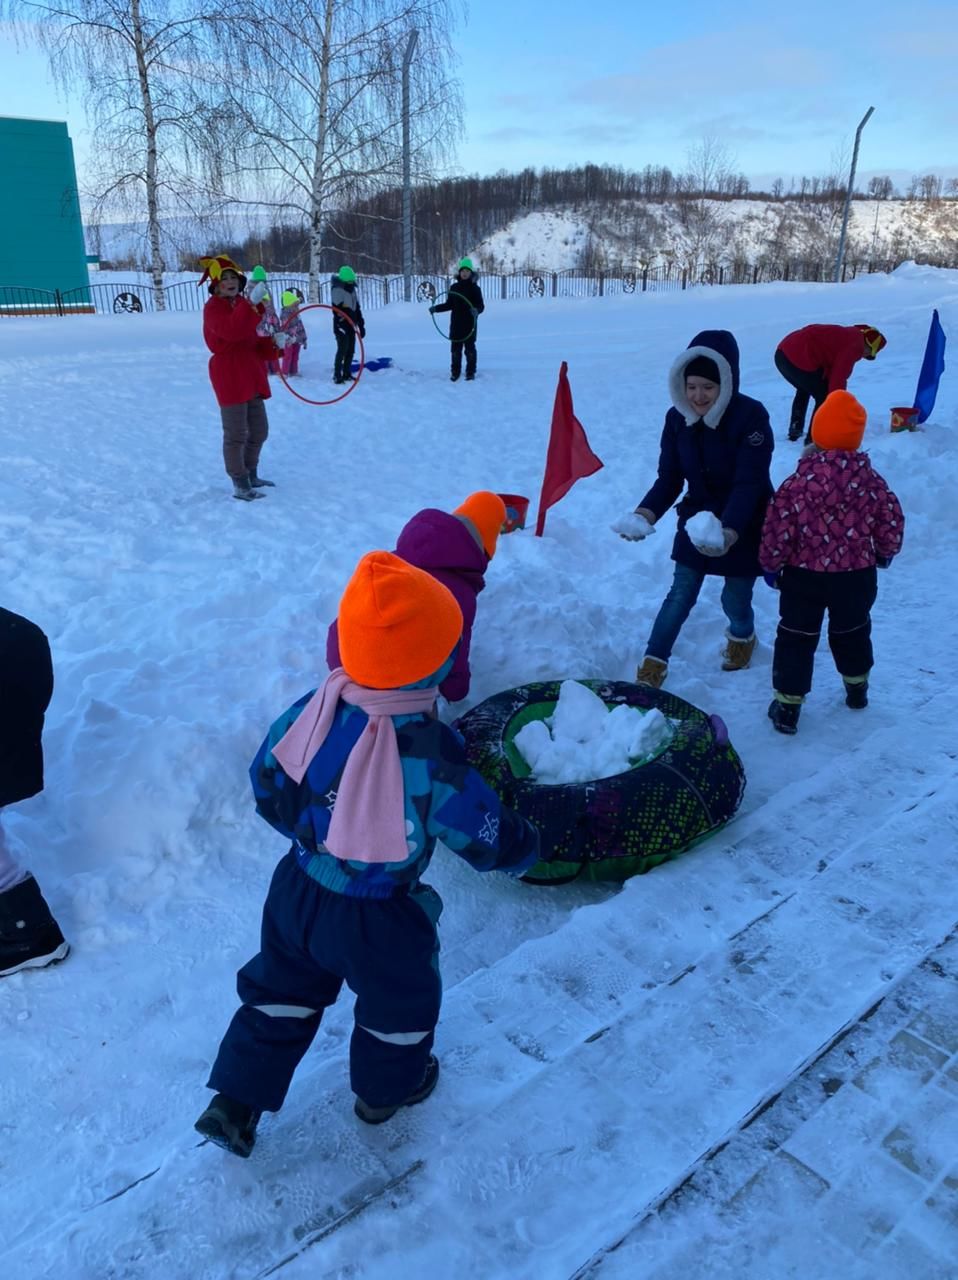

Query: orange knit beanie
453;491;507;559
811;390;867;452
338;551;463;688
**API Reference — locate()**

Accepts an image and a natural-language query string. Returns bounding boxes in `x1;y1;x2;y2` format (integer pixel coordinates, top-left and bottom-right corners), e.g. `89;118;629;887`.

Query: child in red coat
200;255;287;501
760;391;904;734
775;323;885;443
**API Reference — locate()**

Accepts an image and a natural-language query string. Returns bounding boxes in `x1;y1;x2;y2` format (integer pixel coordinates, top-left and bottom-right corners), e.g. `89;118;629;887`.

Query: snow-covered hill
88;198;958;276
468;199;958;274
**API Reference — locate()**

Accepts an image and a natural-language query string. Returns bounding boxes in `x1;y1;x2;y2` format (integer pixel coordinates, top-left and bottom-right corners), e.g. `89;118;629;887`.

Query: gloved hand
428;305;437;314
875;554;894;569
696;528;738;557
612;510;656;541
273;331;288;349
763;570;782;590
248;281;268;305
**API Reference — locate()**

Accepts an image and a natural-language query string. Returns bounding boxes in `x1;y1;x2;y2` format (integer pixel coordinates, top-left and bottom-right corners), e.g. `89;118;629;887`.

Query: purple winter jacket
326;508;488;702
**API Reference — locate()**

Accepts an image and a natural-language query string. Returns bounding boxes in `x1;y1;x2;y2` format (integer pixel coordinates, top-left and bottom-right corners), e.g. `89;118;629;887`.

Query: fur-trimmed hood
668;329;741;428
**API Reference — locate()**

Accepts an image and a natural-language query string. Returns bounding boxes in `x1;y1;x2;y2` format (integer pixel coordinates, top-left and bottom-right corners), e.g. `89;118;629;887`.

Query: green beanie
338;265;357;284
281;290;298;308
250;265;268;282
458;257;474;271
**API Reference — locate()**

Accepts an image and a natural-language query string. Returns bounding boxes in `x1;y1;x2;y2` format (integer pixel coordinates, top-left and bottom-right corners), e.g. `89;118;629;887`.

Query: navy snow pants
208;852;443;1111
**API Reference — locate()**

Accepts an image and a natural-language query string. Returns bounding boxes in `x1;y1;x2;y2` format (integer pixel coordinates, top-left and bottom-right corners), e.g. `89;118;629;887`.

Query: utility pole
834;106;874;283
402;28;419;302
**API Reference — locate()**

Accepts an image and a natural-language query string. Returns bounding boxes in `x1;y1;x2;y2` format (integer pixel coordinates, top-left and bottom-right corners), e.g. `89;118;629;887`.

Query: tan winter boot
635;655;668;688
721;633;756;671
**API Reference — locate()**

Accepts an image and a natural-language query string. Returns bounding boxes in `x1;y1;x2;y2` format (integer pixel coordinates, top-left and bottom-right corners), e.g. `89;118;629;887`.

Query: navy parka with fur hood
638;330;774;578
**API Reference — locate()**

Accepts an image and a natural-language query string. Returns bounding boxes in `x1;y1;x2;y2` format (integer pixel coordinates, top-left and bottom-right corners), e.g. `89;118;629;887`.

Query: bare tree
5;0;227;307
868;175;895;200
209;0;464;300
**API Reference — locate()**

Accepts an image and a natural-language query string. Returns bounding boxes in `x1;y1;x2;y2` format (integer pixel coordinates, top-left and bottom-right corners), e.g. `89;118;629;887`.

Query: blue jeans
646;563;755;663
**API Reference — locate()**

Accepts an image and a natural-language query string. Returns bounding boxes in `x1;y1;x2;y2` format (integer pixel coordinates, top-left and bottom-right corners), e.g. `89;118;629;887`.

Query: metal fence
0;258;917;318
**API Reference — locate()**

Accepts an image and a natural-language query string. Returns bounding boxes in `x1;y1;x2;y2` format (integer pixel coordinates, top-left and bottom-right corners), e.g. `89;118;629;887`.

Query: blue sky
2;0;956;192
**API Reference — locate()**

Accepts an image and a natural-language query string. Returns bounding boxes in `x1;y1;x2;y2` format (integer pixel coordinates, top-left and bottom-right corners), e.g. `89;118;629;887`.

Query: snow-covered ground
1;263;956;1278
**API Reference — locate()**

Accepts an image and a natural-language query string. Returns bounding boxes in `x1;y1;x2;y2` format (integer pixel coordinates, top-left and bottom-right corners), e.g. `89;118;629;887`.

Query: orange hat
453;491;507;559
338;551;463;689
856;324;886;359
811;390;867;452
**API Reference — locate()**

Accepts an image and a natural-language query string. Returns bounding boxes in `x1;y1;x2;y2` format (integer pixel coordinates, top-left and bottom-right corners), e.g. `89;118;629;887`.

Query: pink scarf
271;668;437;863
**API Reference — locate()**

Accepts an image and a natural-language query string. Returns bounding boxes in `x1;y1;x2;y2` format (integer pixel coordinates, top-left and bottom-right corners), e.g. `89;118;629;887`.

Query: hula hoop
276;302;365;407
429;290;477;344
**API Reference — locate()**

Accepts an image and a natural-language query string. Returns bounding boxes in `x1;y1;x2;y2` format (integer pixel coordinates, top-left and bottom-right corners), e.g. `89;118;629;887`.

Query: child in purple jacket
327;491;506;703
760;391;904;735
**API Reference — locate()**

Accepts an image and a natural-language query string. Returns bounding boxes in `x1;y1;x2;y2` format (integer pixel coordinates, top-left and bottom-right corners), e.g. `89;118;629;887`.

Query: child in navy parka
195;552;540;1157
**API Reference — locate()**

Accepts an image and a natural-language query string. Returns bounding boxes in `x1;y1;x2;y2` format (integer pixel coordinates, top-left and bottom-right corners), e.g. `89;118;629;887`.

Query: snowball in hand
612;512;654;540
514;680;672;785
685;511;725;551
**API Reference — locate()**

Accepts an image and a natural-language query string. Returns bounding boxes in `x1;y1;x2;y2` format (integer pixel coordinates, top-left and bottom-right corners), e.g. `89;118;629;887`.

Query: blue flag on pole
914;309;946;424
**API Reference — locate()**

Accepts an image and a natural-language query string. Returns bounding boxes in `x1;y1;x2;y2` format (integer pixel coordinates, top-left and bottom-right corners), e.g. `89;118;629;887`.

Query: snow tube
454;679;746;884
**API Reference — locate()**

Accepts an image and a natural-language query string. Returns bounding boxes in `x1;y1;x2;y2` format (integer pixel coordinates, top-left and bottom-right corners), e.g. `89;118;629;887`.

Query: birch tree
211;0;463;300
6;0;222;307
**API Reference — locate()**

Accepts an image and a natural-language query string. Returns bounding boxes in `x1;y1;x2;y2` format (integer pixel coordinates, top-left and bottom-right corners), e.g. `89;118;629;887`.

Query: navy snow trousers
208;852;443;1111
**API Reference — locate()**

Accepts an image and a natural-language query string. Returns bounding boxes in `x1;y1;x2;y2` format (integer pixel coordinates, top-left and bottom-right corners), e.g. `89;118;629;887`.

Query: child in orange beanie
326;491;507;702
196;551;540;1155
760;391;904;734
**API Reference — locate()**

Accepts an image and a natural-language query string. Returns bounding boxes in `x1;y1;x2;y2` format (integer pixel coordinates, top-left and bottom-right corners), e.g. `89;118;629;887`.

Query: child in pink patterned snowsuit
759;390;904;734
279;292;307;377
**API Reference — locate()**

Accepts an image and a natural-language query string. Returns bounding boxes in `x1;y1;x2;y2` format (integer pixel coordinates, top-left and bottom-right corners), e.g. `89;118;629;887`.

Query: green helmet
250;265;268;282
458;257;474;271
338;265;357;284
281;290;298;307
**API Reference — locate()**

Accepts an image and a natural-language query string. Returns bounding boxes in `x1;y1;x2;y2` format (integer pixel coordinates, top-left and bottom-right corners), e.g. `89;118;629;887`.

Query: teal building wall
0;117;88;293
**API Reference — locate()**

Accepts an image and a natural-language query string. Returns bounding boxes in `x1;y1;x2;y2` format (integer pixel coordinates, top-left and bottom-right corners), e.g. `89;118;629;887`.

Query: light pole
402;28;419;302
834;106;874;283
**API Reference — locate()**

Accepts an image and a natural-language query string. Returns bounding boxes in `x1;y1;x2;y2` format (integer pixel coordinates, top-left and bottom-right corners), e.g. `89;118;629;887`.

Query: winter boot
194;1093;261;1158
354;1054;440;1126
449;370;461;382
768;697;801;735
232;475;265;501
787;423;804;442
248;468;275;488
464;372;475;381
722;633;756;671
635;655;668;688
844;677;869;709
0;875;70;977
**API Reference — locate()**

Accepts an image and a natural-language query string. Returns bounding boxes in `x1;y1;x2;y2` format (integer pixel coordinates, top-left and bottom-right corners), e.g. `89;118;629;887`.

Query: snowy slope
1;265;956;1278
470;200;958;273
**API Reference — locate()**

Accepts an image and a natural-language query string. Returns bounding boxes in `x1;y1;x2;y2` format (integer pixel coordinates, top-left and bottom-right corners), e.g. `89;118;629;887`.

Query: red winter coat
760;451;904;574
777;325;865;394
203;295;278;407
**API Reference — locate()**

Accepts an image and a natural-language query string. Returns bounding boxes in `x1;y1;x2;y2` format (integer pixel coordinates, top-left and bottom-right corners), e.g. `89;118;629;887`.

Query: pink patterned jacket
760;451;904;574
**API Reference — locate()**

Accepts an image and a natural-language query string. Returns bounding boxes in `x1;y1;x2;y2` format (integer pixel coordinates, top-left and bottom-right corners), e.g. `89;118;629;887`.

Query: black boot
248;468;275;488
0;875;70;977
195;1093;261;1158
449;369;460;382
768;698;801;735
844;679;869;709
232;475;265;501
354;1054;440;1125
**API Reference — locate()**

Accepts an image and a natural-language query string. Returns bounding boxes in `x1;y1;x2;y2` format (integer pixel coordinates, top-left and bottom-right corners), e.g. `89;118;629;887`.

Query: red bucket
497;493;529;533
890;406;918;433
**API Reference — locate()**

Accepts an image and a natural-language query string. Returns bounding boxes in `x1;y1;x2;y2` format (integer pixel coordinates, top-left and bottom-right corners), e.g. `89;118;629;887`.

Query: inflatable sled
350;356;393;373
454;679;746;884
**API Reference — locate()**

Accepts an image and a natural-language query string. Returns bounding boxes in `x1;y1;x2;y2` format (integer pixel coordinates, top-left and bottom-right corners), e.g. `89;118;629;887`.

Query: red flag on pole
534;361;603;536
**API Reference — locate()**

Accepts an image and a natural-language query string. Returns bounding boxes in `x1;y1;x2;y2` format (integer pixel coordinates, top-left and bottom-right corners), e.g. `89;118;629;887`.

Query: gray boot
248;468;275;488
232;475;265;501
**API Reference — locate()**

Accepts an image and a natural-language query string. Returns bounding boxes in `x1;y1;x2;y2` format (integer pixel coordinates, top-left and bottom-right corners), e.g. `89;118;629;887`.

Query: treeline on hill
185;163;958;277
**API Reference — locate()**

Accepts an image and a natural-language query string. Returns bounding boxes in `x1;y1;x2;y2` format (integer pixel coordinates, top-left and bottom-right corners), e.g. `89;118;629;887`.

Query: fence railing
0;258;920;318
